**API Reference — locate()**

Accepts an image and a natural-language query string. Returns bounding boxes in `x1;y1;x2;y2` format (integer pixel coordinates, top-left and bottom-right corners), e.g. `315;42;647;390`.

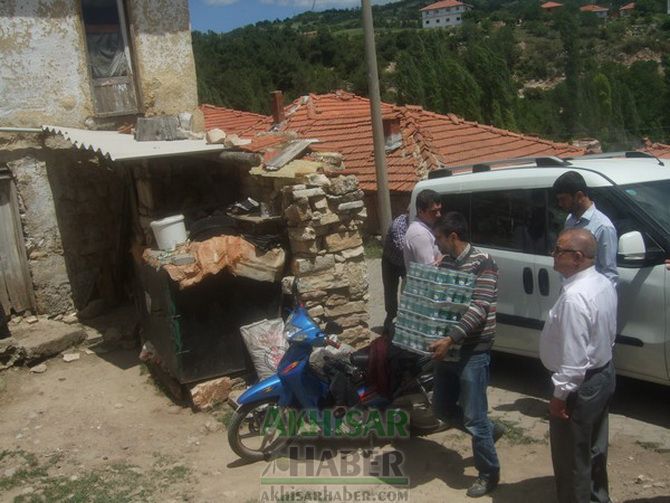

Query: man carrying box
429;211;503;498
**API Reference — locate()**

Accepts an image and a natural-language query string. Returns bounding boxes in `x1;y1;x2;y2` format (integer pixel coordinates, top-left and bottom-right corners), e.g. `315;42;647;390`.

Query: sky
188;0;401;33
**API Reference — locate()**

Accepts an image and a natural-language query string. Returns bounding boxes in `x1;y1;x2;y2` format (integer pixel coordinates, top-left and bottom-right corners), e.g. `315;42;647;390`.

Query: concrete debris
25;316;39;324
62;352;80;362
223;134;251;148
30;363;47;373
62;313;79;325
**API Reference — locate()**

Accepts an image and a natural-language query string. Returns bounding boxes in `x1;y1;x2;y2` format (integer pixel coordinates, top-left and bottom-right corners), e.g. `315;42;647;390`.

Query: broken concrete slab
11;320;87;363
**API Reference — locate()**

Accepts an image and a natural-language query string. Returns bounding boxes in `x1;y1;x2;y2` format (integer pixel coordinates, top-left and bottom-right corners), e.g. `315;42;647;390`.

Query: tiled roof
541;1;563;8
276;91;584;192
420;0;470;11
201;91;585;192
200;104;271;135
620;2;635;9
641;141;670;158
580;4;609;12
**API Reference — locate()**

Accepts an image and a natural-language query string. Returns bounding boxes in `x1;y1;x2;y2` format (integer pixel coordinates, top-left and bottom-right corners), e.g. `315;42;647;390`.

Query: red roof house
420;0;471;11
541;1;564;11
579;4;609;17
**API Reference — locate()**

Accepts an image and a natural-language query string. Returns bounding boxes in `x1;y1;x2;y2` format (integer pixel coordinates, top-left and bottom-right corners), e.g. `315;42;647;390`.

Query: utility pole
362;0;392;240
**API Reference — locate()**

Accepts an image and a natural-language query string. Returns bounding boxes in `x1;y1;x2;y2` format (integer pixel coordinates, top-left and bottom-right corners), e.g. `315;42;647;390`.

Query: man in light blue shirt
553;171;618;285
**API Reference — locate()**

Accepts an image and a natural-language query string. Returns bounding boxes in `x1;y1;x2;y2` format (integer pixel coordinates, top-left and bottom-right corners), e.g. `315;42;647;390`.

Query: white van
410;153;670;386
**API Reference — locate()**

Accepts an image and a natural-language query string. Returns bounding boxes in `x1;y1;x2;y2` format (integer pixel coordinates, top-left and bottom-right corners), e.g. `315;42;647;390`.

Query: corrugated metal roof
42;125;224;162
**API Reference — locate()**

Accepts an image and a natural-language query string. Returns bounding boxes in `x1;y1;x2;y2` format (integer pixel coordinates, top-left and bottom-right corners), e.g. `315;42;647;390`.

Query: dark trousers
381;256;405;333
549;361;616;503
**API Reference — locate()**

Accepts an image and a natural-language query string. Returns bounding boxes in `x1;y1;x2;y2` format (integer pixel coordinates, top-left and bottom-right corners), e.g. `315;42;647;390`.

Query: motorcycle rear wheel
228;398;291;462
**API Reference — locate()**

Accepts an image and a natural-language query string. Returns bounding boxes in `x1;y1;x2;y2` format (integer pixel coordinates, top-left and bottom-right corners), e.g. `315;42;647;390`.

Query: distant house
580;4;610;18
202;91;585;231
619;2;636;16
541;1;564;12
420;0;472;29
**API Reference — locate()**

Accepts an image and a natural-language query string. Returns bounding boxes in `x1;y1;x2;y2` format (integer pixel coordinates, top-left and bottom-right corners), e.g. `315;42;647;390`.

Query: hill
192;0;670;149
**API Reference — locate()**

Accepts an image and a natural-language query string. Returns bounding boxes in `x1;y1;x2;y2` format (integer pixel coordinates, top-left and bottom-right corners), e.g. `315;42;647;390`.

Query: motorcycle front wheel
228;398;291;462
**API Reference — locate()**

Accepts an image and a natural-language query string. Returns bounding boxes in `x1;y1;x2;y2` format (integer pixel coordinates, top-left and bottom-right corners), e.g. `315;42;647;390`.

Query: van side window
590;187;664;258
470;189;548;253
439;193;470;224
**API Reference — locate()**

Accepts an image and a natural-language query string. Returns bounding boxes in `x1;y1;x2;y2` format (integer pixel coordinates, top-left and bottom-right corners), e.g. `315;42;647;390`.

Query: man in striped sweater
429;211;502;498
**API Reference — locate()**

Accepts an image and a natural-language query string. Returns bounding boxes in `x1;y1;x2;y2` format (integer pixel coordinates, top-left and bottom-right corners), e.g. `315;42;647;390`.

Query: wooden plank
265;139;318;171
0;179;33;312
0;255;12;314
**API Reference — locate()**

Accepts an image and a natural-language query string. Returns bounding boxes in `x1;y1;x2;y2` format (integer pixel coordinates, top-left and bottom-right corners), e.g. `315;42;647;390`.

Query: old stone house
0;0;208;318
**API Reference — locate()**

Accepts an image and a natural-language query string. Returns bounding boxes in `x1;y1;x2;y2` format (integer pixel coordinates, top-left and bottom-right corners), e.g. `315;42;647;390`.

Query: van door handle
522;267;533;294
538;268;550;296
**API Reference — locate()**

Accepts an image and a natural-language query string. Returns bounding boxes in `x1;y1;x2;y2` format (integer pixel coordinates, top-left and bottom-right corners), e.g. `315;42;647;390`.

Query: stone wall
282;174;370;347
0;135;126;316
0;0;199;128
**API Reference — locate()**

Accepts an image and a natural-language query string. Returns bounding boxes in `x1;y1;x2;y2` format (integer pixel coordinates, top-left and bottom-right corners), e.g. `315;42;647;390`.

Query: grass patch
495;419;543;445
212;402;236;429
363;235;383;259
0;449;191;502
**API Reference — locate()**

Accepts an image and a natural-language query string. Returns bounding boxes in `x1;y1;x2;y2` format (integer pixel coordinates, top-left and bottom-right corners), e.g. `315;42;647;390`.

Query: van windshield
621;180;670;234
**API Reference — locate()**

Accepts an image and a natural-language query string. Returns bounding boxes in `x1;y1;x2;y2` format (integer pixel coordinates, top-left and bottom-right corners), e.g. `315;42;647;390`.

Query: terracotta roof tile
641;141;670;158
199;104;271;135
202;91;585;192
541;1;563;8
580;4;608;12
421;0;471;11
620;2;635;9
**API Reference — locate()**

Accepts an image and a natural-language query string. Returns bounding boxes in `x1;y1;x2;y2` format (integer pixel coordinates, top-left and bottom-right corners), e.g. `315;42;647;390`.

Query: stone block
324;231;363;252
340;246;365;260
291;255;335;276
339;326;370;348
326;189;364;206
308;305;325;318
328;175;359;196
298;273;348;293
325;301;366;318
285;199;312;225
11;320;87;363
288;226;316;242
205;128;226;144
312;211;340;230
325;294;348;307
189;376;239;411
311;196;329;211
331;312;369;329
305;174;331;188
344;260;368;299
300;290;328;302
337;200;365;212
293;187;325;199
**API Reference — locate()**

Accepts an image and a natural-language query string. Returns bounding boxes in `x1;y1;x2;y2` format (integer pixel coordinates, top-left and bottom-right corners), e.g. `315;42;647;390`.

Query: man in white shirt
540;228;617;503
403;189;441;271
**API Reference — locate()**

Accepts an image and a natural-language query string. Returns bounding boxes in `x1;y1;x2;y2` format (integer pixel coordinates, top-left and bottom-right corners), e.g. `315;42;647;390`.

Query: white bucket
150;215;187;251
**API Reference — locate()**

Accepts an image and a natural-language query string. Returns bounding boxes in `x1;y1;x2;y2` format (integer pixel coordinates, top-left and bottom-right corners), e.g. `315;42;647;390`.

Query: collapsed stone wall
283;174;370;347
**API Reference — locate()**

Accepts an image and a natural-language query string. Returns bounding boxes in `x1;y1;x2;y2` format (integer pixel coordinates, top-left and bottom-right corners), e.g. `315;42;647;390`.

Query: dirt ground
0;258;669;503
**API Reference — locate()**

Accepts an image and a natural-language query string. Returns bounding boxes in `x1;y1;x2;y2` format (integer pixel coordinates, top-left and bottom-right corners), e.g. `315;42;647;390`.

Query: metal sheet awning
42;125;225;162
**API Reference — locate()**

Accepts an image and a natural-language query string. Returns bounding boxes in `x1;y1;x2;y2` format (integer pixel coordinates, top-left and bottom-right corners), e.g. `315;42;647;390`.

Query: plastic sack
240;318;287;379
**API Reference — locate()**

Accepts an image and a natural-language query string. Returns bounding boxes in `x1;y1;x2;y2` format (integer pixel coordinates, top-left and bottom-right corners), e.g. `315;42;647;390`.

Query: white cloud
204;0;240;5
259;0;399;7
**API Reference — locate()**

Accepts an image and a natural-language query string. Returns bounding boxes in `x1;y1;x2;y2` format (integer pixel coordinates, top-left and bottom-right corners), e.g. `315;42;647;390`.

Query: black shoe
492;421;506;443
466;475;499;498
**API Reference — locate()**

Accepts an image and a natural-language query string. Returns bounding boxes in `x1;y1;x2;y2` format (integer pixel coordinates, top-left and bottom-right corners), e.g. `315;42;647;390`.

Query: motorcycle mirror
324;321;343;335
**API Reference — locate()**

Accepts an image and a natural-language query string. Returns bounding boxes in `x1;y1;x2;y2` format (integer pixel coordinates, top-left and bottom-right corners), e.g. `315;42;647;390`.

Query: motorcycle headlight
284;320;306;342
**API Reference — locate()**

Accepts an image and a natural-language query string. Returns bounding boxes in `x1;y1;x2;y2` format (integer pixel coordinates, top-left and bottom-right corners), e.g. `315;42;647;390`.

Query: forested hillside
192;0;670;149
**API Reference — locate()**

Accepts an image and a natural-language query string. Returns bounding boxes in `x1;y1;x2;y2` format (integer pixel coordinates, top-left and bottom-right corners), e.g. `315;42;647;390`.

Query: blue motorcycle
227;304;440;462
